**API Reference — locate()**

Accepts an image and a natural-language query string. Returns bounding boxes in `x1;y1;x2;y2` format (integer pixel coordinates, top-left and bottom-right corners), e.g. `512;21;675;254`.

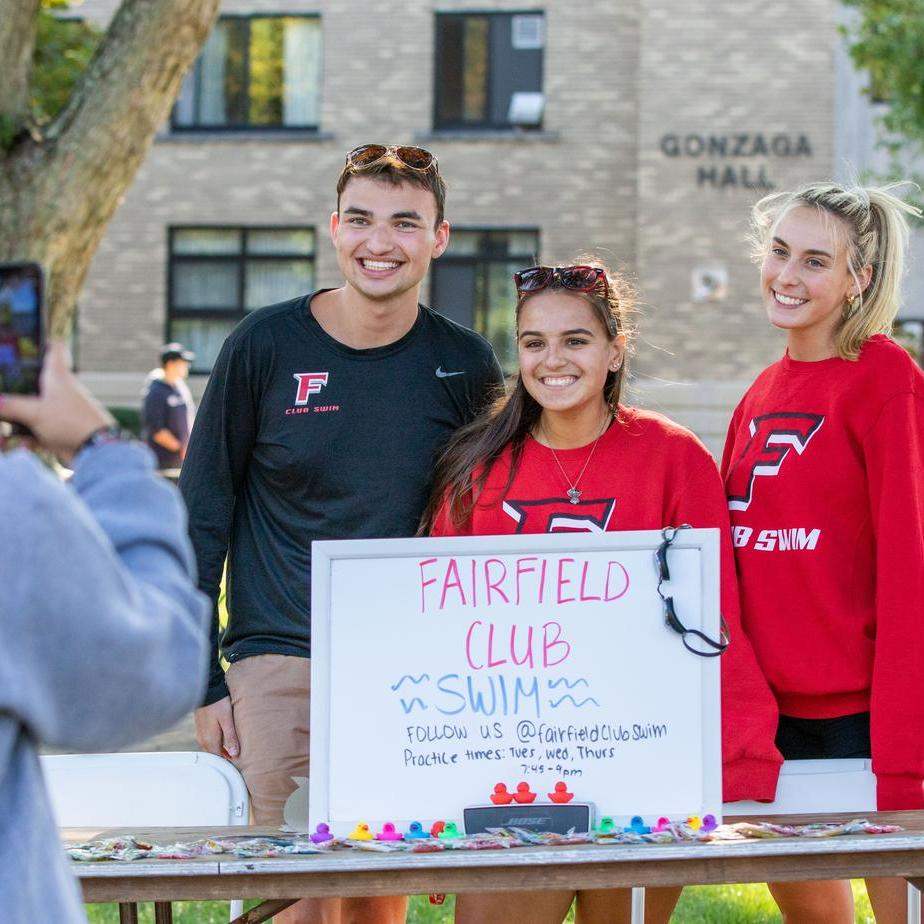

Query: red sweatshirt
433;406;783;802
721;335;924;810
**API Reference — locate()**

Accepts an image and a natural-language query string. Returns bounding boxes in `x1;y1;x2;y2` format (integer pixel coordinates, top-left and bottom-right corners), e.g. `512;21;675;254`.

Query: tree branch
25;0;220;331
0;0;42;130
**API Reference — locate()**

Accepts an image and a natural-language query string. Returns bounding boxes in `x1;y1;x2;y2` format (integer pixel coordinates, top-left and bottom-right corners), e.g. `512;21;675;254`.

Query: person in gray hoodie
0;342;210;922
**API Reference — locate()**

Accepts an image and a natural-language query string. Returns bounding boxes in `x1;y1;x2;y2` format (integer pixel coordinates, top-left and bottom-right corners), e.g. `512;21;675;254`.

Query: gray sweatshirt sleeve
0;442;210;751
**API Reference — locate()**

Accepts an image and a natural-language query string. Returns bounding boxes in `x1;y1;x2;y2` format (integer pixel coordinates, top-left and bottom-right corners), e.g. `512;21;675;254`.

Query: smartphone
0;262;43;396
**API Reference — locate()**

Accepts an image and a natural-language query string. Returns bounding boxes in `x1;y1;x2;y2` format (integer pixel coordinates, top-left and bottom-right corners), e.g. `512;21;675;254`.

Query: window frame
433;10;545;132
430;226;540;371
170;12;322;134
166;225;316;373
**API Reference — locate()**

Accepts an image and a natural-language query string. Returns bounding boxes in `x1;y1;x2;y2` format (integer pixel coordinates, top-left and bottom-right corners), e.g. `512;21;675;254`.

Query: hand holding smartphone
0;264;114;459
0;262;43;397
0;341;115;463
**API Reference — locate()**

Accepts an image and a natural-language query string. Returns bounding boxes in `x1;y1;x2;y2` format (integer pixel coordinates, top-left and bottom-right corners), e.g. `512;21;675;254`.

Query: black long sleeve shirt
179;292;504;704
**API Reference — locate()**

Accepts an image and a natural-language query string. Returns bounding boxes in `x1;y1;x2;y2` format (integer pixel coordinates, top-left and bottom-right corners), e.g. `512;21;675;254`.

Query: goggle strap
657;525;728;659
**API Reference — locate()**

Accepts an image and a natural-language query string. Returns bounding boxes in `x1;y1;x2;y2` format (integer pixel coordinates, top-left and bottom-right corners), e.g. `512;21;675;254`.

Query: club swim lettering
391;666;607;721
392;555;629;721
732;526;821;551
418;554;628;680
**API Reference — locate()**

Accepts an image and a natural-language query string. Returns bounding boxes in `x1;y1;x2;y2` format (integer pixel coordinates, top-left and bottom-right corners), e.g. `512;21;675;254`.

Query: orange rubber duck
513;781;537;804
548;781;574;803
490;783;514;805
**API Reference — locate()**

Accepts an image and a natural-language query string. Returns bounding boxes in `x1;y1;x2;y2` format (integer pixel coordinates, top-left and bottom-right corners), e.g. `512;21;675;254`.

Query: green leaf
31;2;102;125
841;0;924;150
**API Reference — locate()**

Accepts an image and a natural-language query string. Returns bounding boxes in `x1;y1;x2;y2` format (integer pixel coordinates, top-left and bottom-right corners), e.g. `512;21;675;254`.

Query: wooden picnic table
65;812;924;924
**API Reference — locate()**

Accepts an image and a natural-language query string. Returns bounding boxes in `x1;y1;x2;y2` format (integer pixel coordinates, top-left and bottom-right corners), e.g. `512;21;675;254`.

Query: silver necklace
541;414;612;504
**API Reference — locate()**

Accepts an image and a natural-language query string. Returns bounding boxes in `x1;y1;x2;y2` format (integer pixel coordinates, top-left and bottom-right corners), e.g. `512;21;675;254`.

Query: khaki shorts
225;654;310;826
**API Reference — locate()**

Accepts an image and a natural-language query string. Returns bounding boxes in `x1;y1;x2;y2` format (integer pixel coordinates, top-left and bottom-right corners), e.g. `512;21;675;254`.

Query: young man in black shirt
180;145;503;923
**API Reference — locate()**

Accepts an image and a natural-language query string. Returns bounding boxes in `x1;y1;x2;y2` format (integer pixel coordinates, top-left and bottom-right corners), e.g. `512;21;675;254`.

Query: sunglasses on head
513;265;610;300
345;144;437;172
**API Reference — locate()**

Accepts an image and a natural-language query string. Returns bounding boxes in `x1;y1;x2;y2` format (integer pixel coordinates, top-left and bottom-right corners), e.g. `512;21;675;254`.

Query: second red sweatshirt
722;335;924;810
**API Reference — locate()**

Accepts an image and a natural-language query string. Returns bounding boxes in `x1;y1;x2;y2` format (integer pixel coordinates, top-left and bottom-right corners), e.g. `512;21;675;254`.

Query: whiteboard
309;529;721;837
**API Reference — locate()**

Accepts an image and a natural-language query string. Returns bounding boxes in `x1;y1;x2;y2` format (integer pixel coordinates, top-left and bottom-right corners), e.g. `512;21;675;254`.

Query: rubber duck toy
430;820;446;838
686;815;703;831
652;817;672;833
701;814;718;833
347;822;373;841
375;822;404;841
438;822;462;840
624;816;651;834
490;782;514;805
548;781;574;804
594;816;617;835
513;781;537;804
310;822;334;844
405;821;430;840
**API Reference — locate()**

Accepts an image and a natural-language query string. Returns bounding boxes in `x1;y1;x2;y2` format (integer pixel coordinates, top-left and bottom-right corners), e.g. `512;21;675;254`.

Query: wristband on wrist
75;424;125;457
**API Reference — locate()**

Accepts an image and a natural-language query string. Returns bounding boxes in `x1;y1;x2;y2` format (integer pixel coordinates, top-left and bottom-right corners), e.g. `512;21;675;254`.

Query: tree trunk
0;0;221;336
0;0;41;129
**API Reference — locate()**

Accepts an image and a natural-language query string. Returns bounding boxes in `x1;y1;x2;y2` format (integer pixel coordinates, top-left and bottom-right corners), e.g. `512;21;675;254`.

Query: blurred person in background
0;342;210;923
142;341;196;472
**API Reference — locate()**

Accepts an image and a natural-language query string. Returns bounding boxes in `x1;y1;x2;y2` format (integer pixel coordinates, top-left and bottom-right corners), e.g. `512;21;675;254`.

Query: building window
430;229;539;371
173;16;321;131
168;227;315;372
434;12;545;131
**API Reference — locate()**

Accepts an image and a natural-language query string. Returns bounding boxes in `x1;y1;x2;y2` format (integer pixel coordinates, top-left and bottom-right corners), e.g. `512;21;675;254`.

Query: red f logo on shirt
503;498;617;533
726;413;824;511
293;372;329;405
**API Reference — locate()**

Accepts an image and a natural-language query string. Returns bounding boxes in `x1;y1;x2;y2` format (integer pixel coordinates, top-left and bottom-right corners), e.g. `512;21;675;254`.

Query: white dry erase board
309;529;722;836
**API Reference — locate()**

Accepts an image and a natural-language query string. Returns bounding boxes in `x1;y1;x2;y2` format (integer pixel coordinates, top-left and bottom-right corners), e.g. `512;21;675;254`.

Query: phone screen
0;263;43;395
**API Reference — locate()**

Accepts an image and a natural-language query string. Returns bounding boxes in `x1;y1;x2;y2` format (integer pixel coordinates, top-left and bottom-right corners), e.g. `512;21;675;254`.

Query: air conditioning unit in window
508;92;545;127
511;14;545;50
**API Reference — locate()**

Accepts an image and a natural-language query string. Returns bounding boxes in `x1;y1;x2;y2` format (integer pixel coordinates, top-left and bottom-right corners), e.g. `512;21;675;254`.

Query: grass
85;881;876;922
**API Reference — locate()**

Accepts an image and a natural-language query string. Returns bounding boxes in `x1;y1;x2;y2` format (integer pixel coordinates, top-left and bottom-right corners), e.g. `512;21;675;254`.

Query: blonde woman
723;183;923;923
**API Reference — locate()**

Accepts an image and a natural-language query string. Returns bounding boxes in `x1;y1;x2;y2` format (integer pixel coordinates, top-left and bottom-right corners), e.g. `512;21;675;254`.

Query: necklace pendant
567;487;581;504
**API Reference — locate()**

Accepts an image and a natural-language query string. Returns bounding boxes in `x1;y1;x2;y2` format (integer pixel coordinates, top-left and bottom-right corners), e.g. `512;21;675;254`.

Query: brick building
75;0;922;452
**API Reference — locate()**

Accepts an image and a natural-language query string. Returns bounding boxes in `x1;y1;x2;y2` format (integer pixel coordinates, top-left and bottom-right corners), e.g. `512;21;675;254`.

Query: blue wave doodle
549;695;601;709
399;698;428;714
547;677;590;690
390;674;431;691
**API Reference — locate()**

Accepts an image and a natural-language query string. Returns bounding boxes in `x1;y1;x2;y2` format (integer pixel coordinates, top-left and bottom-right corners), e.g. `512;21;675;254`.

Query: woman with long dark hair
422;260;782;924
723;183;923;924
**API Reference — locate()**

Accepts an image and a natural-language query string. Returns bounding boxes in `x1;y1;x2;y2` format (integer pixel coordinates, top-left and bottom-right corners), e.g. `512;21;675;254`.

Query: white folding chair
632;759;919;923
42;751;249;922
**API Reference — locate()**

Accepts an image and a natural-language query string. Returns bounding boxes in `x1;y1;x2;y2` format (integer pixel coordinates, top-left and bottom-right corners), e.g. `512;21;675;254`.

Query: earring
610;362;622;372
